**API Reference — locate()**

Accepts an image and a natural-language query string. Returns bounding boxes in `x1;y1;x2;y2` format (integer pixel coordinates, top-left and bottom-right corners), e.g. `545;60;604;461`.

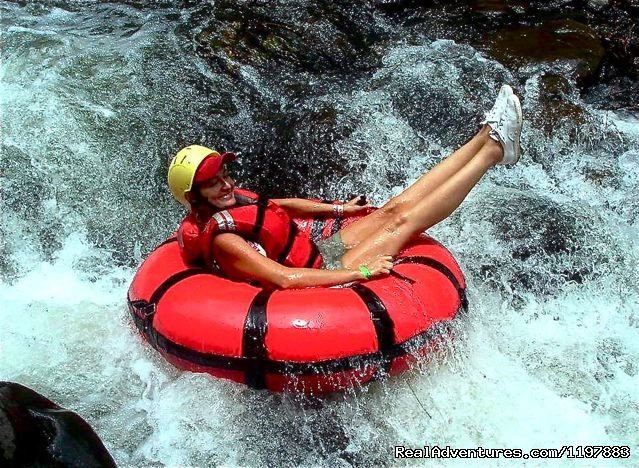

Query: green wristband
358;265;372;280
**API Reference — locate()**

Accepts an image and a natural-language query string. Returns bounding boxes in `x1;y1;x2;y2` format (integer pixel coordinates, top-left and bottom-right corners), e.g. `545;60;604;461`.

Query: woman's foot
481;84;513;126
489;94;523;165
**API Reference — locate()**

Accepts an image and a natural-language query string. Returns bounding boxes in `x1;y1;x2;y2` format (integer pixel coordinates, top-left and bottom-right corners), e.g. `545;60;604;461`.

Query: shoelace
490;109;517;143
484;99;506;123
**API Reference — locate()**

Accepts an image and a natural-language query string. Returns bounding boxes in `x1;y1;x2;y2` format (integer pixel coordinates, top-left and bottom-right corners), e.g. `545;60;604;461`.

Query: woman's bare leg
341;138;503;268
340;126;492;248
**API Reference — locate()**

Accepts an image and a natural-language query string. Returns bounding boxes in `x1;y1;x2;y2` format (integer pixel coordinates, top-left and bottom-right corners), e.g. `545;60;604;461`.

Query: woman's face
196;165;236;209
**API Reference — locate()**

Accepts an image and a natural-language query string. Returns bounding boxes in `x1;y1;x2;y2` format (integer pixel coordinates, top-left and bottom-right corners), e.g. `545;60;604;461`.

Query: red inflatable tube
128;213;467;394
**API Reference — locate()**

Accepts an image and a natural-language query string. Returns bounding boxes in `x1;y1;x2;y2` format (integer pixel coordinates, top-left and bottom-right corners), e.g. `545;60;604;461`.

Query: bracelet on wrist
333;203;344;218
358;265;372;280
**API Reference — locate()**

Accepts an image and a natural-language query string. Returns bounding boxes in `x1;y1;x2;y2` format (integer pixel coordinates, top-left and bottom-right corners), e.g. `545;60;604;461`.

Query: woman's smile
212;190;236;207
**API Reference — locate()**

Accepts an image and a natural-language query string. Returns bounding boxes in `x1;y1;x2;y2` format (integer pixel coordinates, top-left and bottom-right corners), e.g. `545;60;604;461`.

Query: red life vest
176;189;323;269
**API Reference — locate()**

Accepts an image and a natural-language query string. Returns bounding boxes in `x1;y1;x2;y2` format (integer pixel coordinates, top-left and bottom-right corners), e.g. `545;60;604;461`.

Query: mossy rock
490;19;605;84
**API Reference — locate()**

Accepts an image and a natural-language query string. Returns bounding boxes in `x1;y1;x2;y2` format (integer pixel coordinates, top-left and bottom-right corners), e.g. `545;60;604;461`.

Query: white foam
1;5;638;467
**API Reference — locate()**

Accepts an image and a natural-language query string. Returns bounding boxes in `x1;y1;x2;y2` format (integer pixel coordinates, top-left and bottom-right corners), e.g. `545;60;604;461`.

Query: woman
168;85;522;289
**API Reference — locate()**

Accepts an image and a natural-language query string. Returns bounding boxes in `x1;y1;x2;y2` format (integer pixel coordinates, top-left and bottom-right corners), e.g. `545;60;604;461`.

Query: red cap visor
193;152;237;184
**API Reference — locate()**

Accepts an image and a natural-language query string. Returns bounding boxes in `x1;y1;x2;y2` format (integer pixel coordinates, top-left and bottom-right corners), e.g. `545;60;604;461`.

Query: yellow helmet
167;145;220;207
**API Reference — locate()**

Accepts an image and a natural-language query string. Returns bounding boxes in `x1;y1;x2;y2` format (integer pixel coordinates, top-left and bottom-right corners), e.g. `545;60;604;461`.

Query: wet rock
589;3;639;110
470;0;512;13
189;0;638;176
490;19;605;85
0;144;66;273
190;1;396;198
523;72;628;161
528;74;587;138
236;101;355;198
236;395;358;467
461;190;624;298
585;78;639;112
197;0;388;78
0;382;116;468
371;41;512;147
374;0;637;109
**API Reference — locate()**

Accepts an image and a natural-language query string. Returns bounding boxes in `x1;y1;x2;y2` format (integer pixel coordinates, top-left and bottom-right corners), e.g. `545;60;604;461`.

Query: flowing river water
1;1;638;466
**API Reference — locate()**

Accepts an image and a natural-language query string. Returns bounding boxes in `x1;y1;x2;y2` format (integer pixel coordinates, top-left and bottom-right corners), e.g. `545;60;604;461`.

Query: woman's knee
383;211;409;234
379;200;405;220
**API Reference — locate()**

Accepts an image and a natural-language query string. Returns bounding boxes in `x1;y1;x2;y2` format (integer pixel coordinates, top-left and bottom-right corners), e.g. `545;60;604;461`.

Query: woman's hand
359;255;394;280
342;195;372;217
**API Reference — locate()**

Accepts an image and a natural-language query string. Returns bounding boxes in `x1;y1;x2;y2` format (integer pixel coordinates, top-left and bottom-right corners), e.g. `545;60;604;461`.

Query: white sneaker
481;84;513;126
489;94;523;165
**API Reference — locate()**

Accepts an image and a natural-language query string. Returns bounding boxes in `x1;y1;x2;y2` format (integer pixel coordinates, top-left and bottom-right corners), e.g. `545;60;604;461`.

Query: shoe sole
510;94;523;165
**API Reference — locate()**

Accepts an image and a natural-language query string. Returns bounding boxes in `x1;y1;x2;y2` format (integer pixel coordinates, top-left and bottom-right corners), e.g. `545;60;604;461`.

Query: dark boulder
373;0;638;109
459;190;624;300
489;19;605;85
528;74;588;139
195;0;389;78
234;101;355;198
0;382;116;468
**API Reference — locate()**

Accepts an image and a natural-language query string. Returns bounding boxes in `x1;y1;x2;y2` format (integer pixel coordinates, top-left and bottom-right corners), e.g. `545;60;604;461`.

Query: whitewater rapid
1;1;637;466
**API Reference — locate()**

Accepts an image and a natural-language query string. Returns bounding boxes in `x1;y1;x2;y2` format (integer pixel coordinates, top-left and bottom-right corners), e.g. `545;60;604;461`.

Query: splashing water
1;1;637;466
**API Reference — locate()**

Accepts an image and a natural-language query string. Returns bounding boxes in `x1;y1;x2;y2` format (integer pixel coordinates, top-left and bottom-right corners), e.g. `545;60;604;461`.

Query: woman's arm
271;196;371;218
211;233;389;289
270;198;335;218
